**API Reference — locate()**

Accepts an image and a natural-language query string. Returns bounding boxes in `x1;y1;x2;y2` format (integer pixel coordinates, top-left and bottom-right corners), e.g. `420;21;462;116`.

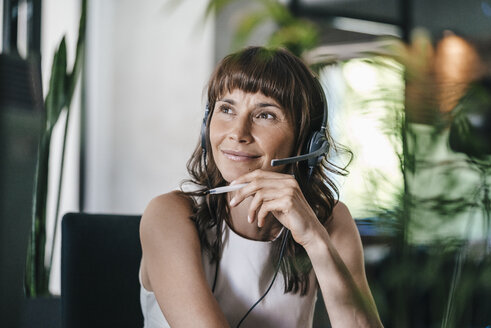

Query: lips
221;149;261;162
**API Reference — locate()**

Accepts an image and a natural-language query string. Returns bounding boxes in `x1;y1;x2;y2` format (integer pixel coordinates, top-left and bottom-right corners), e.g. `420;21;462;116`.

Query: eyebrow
219;98;236;105
257;102;281;109
218;98;281;109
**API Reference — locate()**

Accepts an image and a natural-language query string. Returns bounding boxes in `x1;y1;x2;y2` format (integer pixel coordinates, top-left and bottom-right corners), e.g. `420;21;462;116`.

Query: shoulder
140;191;196;240
325;201;362;251
139;191;201;289
331;201;351;221
145;190;194;215
326;201;353;231
322;201;366;279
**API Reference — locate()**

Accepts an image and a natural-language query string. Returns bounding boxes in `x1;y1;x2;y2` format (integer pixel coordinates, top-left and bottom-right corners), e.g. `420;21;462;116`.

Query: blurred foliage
204;0;319;56
385;29;489;243
355;30;491;327
450;79;491;159
25;0;86;297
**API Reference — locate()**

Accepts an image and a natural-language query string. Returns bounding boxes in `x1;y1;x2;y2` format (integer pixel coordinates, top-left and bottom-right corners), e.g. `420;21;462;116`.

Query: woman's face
209;89;295;183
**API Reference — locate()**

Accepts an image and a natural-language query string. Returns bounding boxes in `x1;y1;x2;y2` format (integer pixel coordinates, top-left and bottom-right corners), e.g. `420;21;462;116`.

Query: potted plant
24;0;87;299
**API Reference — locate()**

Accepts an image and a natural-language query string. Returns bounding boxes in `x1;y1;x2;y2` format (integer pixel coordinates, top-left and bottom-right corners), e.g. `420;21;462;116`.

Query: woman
139;46;382;327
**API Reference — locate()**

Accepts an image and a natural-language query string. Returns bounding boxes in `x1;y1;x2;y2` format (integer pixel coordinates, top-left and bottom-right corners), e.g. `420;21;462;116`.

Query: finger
247;194;262;224
231;169;293;186
230;176;297;207
229;180;260;207
256;203;268;228
246;189;279;223
256;200;283;228
257;192;299;228
229;178;281;207
257;197;289;227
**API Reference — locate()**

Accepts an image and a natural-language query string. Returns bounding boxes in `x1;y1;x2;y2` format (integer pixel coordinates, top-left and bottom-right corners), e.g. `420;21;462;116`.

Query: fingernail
248;215;252;223
230;197;236;206
230;180;236;185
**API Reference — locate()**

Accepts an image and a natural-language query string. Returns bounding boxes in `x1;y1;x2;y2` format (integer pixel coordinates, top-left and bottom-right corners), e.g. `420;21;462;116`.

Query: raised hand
228;169;325;247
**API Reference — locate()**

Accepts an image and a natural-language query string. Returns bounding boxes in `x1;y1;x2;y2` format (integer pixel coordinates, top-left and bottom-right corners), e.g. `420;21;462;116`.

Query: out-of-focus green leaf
204;0;234;20
268;21;319;56
208;0;319;56
25;0;86;298
233;10;270;50
25;131;52;297
47;0;87;276
66;0;86;109
260;0;293;26
45;37;68;131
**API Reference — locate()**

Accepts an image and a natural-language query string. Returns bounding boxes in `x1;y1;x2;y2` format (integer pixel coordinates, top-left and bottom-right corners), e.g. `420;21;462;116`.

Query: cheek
208;120;221;149
281;136;295;156
260;128;295;157
275;128;295;153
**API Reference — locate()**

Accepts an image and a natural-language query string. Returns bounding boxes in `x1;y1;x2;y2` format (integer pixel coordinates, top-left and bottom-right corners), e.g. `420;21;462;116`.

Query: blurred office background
1;0;490;327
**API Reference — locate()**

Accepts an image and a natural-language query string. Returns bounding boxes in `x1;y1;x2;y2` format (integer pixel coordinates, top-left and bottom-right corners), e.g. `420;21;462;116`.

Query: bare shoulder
325;201;365;276
140;191;228;326
139;191;199;291
332;201;351;220
326;201;356;235
140;191;195;232
142;190;194;221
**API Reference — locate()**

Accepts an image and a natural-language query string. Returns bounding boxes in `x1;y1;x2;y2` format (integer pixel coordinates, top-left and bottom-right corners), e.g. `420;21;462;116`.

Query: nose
229;115;252;143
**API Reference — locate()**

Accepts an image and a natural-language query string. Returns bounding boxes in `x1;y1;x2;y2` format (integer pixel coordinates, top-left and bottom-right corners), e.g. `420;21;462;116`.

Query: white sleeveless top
140;222;318;328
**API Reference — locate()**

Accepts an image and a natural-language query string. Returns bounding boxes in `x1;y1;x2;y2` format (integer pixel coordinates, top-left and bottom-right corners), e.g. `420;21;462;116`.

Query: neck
227;192;283;241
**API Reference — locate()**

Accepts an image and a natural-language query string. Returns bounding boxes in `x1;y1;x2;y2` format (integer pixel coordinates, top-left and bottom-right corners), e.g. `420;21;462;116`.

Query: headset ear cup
201;103;210;154
305;131;329;170
305;77;329;173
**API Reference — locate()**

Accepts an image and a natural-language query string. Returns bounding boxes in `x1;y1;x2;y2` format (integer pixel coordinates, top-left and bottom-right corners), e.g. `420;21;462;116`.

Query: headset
201;79;329;327
270;79;330;173
201;80;330;171
201;102;211;161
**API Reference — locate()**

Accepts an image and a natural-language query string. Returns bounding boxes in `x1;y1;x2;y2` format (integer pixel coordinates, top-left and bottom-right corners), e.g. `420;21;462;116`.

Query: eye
257;112;276;120
218;104;233;115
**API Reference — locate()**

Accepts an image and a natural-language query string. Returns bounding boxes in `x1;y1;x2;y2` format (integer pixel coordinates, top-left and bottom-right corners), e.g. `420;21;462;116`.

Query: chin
220;170;248;183
217;164;259;183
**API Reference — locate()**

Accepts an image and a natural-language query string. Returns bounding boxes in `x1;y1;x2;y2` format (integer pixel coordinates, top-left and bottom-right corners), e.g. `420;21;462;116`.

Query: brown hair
183;46;349;295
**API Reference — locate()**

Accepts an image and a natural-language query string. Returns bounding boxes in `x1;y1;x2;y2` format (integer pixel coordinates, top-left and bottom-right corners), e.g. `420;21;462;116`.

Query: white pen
206;183;248;195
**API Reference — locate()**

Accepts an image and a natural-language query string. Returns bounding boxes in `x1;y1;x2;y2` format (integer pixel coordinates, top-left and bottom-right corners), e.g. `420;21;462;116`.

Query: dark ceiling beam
288;0;403;26
293;5;401;26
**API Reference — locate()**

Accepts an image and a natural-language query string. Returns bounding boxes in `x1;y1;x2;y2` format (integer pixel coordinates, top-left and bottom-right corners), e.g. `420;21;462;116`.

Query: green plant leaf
45;37;68;131
25;0;86;298
25;131;52;297
260;0;293;26
47;0;87;276
65;0;86;108
204;0;234;20
268;21;319;56
232;10;270;50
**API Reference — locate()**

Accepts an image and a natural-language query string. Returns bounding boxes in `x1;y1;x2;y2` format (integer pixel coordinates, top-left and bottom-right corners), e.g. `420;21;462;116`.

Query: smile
221;150;260;162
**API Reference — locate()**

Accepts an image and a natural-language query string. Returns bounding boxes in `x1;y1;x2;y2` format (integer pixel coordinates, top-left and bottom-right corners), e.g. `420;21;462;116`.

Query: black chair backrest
61;213;143;328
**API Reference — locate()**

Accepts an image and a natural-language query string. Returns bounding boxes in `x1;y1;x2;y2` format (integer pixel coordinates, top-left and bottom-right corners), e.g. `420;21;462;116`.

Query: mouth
221;149;261;162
